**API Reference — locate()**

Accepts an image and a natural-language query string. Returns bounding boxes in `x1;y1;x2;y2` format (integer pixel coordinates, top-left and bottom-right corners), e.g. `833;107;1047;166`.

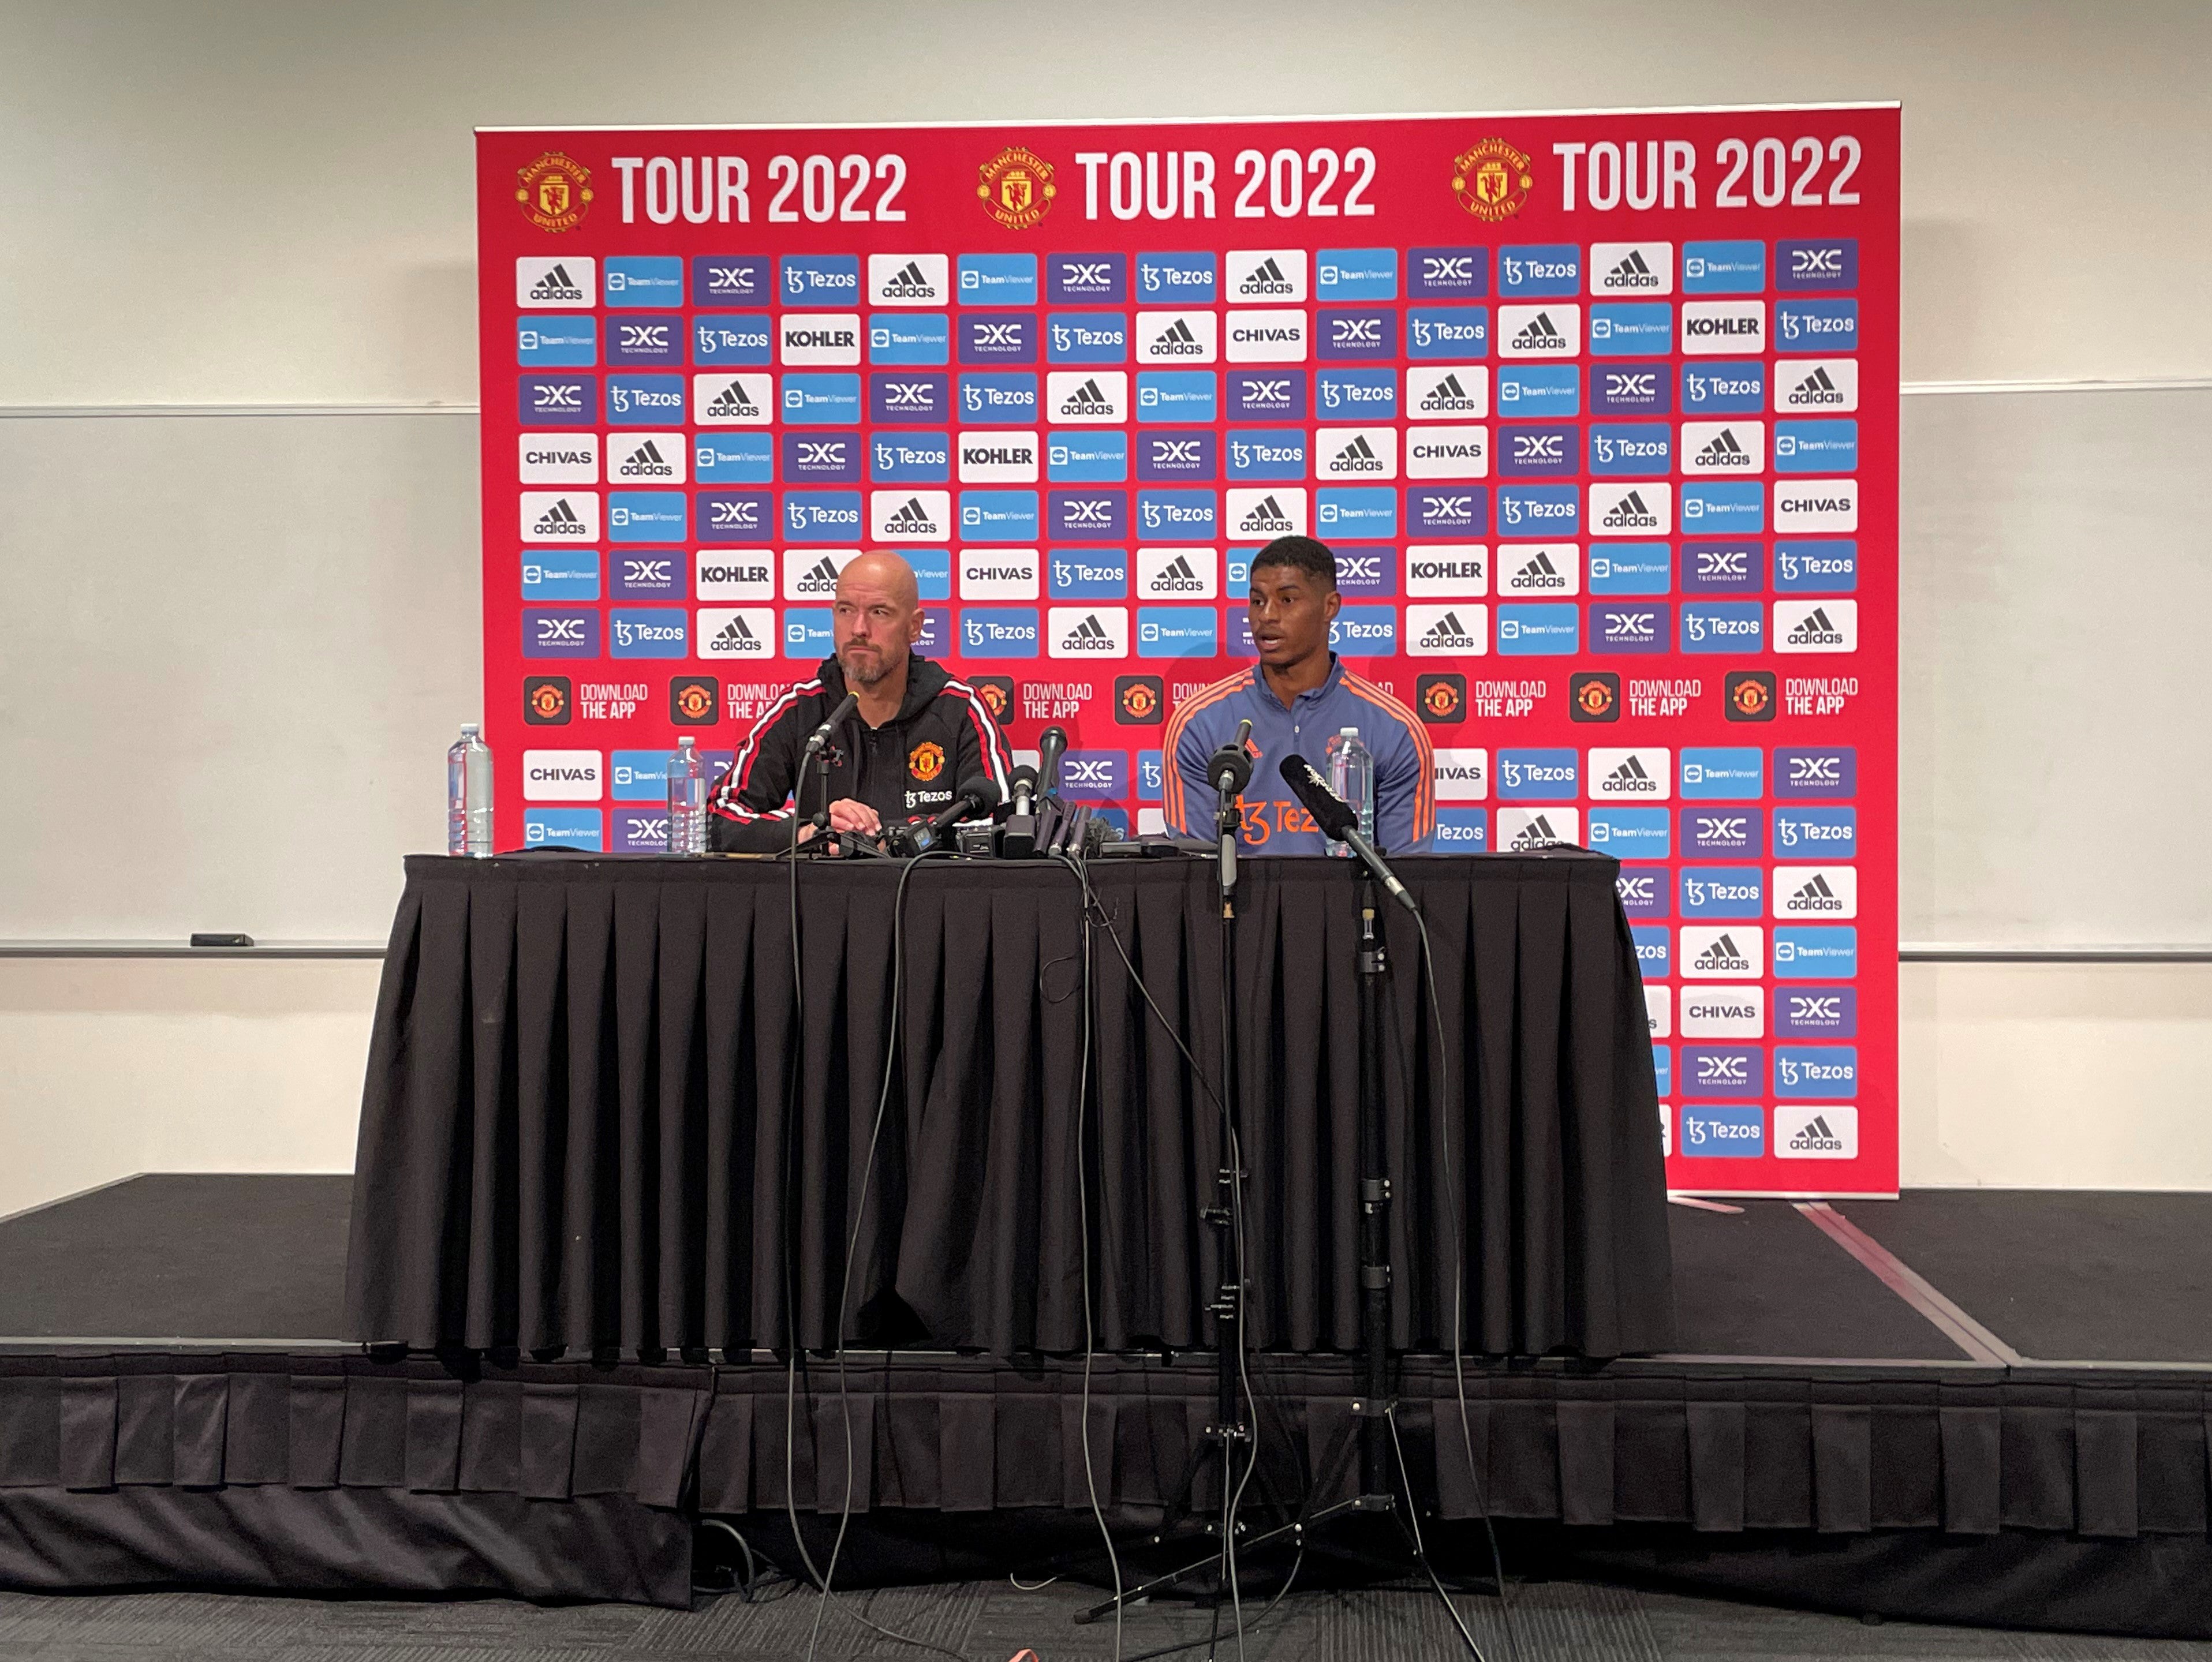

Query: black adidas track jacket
705;655;1014;853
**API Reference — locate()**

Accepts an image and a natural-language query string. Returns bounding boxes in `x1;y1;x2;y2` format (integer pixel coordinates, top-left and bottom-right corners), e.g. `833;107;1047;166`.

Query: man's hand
827;798;881;835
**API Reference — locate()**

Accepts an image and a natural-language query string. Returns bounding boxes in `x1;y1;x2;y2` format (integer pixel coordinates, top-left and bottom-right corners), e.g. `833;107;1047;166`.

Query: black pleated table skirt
343;851;1674;1360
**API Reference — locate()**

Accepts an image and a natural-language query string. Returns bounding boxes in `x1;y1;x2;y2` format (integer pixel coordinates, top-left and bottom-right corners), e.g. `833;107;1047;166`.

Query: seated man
708;551;1012;851
1162;536;1435;854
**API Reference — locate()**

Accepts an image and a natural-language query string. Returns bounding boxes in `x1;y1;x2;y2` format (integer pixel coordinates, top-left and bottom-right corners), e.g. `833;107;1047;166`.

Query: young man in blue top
1163;536;1436;855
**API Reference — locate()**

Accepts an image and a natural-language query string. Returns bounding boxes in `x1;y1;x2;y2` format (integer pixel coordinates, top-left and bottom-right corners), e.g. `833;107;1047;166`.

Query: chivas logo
978;145;1057;230
515;151;593;233
1451;137;1532;222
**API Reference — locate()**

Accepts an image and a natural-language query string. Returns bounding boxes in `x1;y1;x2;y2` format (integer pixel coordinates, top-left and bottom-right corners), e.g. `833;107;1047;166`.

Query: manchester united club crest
516;151;593;234
1570;671;1621;723
909;740;947;783
1115;674;1164;725
967;675;1014;723
977;145;1056;230
1725;669;1777;723
1416;673;1466;725
1451;138;1532;222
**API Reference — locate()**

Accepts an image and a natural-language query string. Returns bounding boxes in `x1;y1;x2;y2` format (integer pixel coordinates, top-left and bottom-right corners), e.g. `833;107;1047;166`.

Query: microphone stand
1085;735;1276;1622
1086;843;1492;1661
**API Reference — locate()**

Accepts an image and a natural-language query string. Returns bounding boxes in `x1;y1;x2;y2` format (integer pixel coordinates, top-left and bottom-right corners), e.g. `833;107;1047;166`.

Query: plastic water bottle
667;736;707;855
1325;727;1374;857
446;724;493;857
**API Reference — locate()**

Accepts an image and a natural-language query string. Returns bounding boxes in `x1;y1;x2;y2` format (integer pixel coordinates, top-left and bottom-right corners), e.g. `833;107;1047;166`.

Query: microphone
1208;717;1255;794
1037;725;1068;797
1000;765;1040;859
904;774;1004;855
1277;753;1419;916
804;690;860;754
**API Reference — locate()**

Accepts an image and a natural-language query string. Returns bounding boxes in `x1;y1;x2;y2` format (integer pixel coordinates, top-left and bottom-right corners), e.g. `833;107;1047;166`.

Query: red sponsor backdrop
477;106;1899;1194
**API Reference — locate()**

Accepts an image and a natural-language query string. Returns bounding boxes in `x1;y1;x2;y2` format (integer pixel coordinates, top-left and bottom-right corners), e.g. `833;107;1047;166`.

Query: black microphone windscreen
1277;752;1358;839
961;774;1003;814
1010;764;1039;790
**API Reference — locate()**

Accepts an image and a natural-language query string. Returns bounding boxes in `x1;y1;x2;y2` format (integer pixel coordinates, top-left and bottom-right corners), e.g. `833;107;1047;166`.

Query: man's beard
839;643;899;688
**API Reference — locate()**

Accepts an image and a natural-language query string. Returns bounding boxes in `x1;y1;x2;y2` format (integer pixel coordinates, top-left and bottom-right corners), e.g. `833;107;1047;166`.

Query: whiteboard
0;411;479;942
1899;384;2212;946
0;387;2200;946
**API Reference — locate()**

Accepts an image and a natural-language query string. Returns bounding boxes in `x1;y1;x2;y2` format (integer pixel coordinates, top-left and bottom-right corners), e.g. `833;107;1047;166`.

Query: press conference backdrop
0;384;2200;945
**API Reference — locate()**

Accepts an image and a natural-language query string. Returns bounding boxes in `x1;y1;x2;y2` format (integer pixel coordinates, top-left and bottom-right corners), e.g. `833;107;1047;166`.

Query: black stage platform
6;1175;2212;1635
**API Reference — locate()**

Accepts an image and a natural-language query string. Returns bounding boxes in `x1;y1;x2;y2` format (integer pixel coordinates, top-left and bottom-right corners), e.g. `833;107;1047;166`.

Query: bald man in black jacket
707;551;1013;852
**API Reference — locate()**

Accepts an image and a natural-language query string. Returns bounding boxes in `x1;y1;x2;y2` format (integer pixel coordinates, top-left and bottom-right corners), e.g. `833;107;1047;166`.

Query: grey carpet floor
3;1581;2211;1661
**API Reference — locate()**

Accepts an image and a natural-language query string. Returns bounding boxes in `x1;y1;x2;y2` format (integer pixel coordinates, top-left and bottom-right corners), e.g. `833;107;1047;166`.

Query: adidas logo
885;496;940;534
1148;554;1206;594
529;263;584;302
1418;372;1481;414
1694;933;1752;971
793;555;843;595
1149;317;1206;356
532;498;586;536
707;382;760;417
1507;550;1568;592
1511;312;1567;351
711;615;759;650
1060;613;1117;651
1695;429;1751;468
1787;607;1845;645
1603;754;1660;793
1329;433;1386;474
1421;611;1478;647
1238;494;1294;533
879;259;937;298
1787;366;1845;406
1785;873;1847;913
1601;490;1660;529
1604;249;1661;290
1059;377;1112;416
1238;256;1295;296
1788;1114;1847;1154
1509;814;1563;851
616;439;675;479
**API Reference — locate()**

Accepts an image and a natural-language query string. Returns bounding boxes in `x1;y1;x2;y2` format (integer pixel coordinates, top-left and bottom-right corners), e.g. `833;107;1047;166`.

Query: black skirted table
344;851;1674;1360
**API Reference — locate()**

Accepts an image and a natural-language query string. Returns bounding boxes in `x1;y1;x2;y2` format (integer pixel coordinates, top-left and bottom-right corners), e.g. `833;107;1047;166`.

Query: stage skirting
10;1349;2212;1631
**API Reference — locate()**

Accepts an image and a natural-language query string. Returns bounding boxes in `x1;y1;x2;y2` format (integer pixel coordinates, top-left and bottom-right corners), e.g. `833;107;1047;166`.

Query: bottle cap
460;722;481;736
677;735;696;747
1340;725;1359;736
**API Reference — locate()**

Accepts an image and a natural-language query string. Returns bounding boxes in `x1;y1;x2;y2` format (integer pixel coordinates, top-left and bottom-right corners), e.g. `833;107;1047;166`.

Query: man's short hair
1250;536;1337;591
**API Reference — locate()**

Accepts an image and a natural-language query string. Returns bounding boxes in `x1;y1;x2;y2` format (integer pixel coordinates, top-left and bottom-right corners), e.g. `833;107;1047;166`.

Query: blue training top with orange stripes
1161;657;1436;855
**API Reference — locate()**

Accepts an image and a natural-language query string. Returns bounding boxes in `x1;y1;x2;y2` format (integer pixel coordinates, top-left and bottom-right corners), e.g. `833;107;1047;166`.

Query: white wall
3;0;2209;1206
2;0;2208;403
0;959;378;1221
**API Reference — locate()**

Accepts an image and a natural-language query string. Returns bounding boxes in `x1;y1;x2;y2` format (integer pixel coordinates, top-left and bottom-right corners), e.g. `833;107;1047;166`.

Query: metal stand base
1078;860;1492;1660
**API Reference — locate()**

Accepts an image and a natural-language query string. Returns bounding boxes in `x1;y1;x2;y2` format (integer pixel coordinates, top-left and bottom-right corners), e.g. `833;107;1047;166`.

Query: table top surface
405;847;1622;885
